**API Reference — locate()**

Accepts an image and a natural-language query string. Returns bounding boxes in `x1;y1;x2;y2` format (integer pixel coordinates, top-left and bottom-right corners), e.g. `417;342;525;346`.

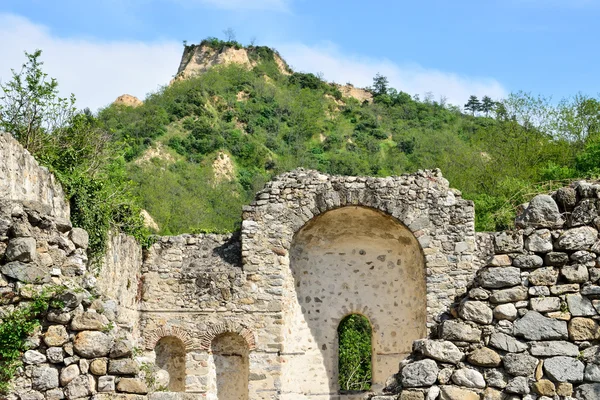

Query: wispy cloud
276;42;508;107
0;14;506;113
0;13;181;112
170;0;291;12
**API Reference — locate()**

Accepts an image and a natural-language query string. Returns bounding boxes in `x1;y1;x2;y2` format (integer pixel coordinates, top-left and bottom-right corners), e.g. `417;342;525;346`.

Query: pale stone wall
284;207;426;396
96;232;142;335
0;132;70;220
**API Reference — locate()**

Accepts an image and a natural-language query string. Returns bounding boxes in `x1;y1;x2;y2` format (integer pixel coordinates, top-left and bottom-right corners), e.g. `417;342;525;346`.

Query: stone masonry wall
0;133;69;221
387;184;600;400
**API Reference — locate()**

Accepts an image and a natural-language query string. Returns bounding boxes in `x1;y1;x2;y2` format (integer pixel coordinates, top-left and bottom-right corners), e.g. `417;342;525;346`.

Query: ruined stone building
2;132;600;400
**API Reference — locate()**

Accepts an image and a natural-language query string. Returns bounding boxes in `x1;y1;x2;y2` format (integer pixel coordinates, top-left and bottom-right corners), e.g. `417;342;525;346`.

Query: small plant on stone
140;362;157;390
560;301;569;313
0;286;66;393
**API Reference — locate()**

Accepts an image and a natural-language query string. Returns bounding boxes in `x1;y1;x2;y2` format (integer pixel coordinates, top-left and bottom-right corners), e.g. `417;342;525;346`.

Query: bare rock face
113;94;142;107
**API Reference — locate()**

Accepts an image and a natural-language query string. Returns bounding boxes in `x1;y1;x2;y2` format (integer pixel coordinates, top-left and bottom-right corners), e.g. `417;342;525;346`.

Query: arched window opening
155;336;187;392
338;314;372;392
211;332;249;400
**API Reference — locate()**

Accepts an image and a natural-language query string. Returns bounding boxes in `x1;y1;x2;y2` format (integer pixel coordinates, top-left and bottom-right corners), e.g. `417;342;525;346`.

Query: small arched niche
155;336;187;392
338;314;373;393
210;332;249;400
282;206;426;396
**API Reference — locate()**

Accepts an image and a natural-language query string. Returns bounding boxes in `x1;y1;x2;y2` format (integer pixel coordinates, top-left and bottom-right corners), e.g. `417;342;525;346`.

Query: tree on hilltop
464;95;482;116
372;73;389;97
481;96;494;117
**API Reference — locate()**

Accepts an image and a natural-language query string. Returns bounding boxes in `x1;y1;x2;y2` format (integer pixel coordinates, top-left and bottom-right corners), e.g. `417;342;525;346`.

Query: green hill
97;39;589;235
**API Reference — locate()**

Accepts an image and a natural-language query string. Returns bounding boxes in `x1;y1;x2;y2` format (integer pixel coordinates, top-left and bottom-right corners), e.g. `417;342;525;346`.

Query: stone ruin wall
4;130;600;400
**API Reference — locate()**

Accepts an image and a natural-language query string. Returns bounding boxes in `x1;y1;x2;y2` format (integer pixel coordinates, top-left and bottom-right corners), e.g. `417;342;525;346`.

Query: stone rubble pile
385;184;600;400
0;200;146;400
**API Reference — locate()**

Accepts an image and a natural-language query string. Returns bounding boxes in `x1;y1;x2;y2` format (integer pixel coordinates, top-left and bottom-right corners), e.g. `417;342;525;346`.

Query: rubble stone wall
389;187;600;400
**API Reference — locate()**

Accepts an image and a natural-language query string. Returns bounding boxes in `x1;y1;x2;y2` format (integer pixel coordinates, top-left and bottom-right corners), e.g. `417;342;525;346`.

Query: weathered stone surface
505;376;530;394
568;317;600;340
401;359;439;388
585;364;600;382
567;293;597;316
489;332;528;353
64;375;95;399
44;325;69;347
439;320;481;342
60;364;80;386
555;226;598;251
1;261;46;282
513;311;568;340
467;347;501;367
110;337;134;358
23;350;46;364
485;368;509;389
98;375;116;392
494;231;523;254
439;385;479;400
45;347;64;364
513;254;544;269
525;229;553;253
70;312;109;331
530;341;579;357
116;378;148;394
545;251;569;266
31;365;59;390
414;340;463;364
399;392;424;400
451;368;485;388
530;296;561;312
479;267;521;288
493;303;518;321
5;237;36;262
533;379;556;396
459;301;493;324
487;254;512;267
108;359;138;375
489;286;529;303
556;382;573;396
529;285;550;297
544;356;584;383
529;267;559;286
90;359;107;375
550;283;580;295
516;195;563;228
45;388;65;400
582;284;600;296
73;331;112;358
70;228;89;249
576;383;600;400
481;388;502;400
502;353;539;376
562;264;590;283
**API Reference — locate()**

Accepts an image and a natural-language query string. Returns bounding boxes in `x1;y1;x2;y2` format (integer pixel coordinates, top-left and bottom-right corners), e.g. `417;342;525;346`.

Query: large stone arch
283;206;426;395
241;169;479;399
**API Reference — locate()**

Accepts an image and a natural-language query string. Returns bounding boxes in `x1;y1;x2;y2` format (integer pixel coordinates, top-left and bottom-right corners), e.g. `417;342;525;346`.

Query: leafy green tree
372;73;389;97
0;50;76;154
481;96;494;117
464;95;481;116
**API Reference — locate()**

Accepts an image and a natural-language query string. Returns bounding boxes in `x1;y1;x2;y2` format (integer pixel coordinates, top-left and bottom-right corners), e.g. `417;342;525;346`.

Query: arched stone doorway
282;206;426;397
209;332;250;400
155;336;187;392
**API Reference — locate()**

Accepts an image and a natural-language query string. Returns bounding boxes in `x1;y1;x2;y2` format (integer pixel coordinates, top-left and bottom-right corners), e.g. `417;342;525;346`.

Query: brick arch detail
146;325;194;351
199;321;256;351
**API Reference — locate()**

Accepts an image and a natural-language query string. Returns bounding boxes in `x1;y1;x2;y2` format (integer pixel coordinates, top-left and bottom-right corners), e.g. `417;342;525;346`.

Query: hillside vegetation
4;41;600;247
97;38;600;235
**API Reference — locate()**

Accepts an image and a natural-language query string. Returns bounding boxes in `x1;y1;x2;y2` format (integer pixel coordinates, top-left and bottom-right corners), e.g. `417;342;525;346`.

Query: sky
1;0;599;112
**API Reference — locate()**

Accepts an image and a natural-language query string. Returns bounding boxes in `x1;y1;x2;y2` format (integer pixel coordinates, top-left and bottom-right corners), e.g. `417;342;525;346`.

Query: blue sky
1;0;598;111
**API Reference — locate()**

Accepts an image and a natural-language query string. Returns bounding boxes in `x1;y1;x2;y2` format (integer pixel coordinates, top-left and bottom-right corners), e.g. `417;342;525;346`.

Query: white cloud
171;0;291;11
0;13;181;112
277;42;508;107
0;14;507;114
